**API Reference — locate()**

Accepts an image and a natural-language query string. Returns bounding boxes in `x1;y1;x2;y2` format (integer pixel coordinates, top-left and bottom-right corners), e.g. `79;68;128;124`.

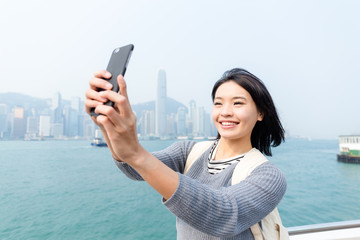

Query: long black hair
211;68;285;156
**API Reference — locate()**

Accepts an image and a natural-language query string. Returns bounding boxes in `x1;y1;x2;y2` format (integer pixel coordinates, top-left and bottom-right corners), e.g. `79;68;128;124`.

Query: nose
220;103;233;117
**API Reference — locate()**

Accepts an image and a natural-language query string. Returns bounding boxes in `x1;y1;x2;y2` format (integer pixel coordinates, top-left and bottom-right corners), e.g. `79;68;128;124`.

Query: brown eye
234;102;244;105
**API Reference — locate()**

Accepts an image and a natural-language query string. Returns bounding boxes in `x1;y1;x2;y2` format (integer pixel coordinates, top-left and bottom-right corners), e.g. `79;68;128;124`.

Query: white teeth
221;122;237;126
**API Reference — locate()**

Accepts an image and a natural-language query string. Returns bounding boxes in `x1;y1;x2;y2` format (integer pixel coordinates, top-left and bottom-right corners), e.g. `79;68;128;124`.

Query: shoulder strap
231;148;289;240
231;148;268;185
184;141;214;174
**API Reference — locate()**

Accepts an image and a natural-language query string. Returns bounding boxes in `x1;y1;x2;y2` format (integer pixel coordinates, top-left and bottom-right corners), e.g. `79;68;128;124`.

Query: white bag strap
231;148;268;185
231;148;268;240
232;148;289;240
184;141;213;174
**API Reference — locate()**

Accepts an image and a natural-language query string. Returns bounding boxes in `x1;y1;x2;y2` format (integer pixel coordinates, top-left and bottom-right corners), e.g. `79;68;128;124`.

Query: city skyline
0;76;217;140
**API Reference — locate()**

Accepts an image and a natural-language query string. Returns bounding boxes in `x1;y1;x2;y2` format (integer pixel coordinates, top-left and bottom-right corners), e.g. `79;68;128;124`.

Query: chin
218;133;239;140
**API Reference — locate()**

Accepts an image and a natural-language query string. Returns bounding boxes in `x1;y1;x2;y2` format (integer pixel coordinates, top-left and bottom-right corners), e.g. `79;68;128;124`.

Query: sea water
1;139;359;239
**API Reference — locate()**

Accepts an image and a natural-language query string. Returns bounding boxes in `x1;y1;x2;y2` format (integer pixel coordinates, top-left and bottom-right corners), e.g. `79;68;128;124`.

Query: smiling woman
85;67;287;240
212;81;263;156
211;68;285;157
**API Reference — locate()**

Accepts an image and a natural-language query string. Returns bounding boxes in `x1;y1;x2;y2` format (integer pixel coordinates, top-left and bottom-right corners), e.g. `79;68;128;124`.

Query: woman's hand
85;70;146;164
84;70;113;117
84;70;123;161
85;70;179;200
96;74;146;164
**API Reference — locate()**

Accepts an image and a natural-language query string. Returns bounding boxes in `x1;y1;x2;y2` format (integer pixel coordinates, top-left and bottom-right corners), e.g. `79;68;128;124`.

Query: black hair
211;68;285;156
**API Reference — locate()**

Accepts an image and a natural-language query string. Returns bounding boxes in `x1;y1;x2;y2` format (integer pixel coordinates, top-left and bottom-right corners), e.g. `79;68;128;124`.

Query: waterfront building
12;107;26;138
176;107;187;136
39;115;51;137
52;92;63;125
0;104;8;138
83;117;95;139
156;69;167;137
26;116;38;134
71;97;81;112
140;110;155;136
64;104;79;137
188;100;197;136
24;116;38;140
196;106;206;136
166;113;177;137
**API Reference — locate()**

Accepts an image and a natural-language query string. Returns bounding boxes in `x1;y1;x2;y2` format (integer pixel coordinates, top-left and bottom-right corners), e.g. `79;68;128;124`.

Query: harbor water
1;139;360;239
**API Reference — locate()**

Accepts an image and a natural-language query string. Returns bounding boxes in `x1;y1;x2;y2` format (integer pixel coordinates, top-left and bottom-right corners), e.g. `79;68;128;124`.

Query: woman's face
212;80;263;142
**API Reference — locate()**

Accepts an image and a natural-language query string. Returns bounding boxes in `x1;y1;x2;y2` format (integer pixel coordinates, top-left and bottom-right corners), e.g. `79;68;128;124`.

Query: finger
99;90;132;117
94;70;112;79
96;114;114;128
96;115;117;139
84;99;103;114
89;77;113;91
116;76;133;117
94;103;121;120
86;89;108;103
117;75;128;99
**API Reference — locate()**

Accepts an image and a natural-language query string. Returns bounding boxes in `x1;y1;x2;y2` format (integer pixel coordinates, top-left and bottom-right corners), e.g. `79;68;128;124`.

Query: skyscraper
188;100;197;136
176;107;187;136
52;92;63;124
39;115;51;137
0;104;8;138
156;69;167;137
12;107;26;138
140;110;155;136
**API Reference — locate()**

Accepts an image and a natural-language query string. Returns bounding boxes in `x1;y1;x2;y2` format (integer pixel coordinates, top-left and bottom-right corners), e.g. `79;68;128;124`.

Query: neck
215;137;252;160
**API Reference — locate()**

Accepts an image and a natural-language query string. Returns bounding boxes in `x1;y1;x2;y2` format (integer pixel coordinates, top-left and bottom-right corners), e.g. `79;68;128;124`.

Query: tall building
166;113;177;136
26;116;38;134
156;69;167;137
188;100;197;136
25;116;38;140
83;116;95;139
63;104;79;137
71;97;81;112
0;104;8;138
176;107;187;136
140;110;155;136
52;92;63;124
39;115;51;137
12;107;26;138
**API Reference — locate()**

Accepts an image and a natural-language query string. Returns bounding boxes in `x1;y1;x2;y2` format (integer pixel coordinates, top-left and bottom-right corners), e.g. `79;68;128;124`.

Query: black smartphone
90;44;134;117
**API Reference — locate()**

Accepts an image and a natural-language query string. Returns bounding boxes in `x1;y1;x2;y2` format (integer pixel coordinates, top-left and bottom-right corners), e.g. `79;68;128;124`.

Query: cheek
235;108;259;124
211;108;219;123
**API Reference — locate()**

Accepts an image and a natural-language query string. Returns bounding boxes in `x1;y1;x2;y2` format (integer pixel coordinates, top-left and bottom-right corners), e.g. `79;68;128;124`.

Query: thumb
117;75;128;99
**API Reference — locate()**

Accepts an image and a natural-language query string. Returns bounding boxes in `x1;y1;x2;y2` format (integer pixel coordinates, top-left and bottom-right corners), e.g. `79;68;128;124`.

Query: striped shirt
207;140;245;175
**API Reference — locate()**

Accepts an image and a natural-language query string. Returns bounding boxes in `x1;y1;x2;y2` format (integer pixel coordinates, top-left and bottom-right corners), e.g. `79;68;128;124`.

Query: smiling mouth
220;121;239;126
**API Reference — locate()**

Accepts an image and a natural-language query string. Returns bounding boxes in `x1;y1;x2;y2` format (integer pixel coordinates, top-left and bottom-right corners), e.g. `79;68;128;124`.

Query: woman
85;68;287;239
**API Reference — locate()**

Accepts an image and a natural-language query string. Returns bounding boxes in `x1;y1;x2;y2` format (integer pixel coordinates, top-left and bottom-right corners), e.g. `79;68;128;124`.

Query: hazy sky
1;0;359;139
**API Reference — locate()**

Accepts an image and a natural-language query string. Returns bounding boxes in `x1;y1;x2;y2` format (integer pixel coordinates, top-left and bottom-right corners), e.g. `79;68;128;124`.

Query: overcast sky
0;0;359;139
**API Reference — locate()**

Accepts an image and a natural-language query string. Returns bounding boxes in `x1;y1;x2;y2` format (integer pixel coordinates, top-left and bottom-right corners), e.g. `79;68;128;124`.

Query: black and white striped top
207;140;245;175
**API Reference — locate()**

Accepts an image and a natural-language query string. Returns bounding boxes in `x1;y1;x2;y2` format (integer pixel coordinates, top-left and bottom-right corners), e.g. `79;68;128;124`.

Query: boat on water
337;135;360;163
91;130;107;147
91;138;107;147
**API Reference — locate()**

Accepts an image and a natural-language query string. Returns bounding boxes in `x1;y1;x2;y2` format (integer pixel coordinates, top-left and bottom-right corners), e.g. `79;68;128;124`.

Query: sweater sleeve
163;163;287;238
114;140;196;180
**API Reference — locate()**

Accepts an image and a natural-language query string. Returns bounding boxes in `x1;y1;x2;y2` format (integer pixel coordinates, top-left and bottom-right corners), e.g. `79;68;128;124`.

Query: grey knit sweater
115;141;287;240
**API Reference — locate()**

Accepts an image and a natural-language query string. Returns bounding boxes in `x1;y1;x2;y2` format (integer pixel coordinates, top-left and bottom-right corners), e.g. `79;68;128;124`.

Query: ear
257;112;264;121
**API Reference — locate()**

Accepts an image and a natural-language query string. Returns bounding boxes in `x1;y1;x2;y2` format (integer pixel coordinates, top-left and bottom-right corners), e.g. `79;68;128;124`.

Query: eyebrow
214;96;247;101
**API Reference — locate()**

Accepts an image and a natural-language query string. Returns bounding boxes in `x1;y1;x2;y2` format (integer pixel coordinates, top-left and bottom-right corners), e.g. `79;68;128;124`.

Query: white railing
288;220;360;240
